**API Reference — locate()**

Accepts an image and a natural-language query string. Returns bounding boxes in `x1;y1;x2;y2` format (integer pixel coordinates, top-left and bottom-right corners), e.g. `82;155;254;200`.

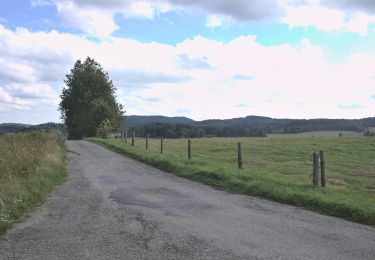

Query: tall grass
0;132;66;235
89;135;375;226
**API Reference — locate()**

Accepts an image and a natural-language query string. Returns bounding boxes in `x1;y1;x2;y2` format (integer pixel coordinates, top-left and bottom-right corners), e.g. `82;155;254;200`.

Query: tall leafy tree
59;57;124;139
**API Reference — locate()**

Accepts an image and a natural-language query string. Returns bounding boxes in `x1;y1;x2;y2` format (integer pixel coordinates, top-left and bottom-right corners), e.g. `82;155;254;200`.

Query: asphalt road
1;140;375;259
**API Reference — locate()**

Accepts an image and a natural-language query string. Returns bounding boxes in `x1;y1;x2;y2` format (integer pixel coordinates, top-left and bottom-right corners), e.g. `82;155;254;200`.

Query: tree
96;119;113;139
59;57;124;139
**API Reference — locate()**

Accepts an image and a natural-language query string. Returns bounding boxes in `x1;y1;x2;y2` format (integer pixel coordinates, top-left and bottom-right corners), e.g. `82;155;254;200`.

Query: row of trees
126;118;371;138
129;122;266;138
281;119;363;134
125;115;375;136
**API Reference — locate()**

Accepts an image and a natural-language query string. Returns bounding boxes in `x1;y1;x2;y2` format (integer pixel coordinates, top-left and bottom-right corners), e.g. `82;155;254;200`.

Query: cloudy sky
1;0;375;123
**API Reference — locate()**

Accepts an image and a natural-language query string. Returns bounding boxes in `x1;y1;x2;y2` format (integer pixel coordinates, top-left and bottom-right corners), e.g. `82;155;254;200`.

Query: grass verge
88;136;375;227
0;132;67;236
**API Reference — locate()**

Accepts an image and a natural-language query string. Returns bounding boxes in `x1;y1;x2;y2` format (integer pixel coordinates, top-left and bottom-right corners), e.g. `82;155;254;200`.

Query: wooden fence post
160;136;163;154
132;131;135;146
188;139;191;160
320;150;326;187
146;134;149;150
125;130;128;144
237;142;242;169
312;152;319;188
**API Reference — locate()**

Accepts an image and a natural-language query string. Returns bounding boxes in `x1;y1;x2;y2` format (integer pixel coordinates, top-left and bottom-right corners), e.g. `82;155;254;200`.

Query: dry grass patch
0;132;66;235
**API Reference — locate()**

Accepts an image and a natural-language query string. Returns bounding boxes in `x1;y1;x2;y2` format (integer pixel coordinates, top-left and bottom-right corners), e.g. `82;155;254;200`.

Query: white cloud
0;24;76;114
0;88;12;103
122;35;375;120
283;6;344;31
42;0;283;37
56;2;119;37
206;15;223;29
31;0;54;7
345;13;375;36
1;24;375;123
6;83;58;100
31;0;375;37
0;87;36;112
0;82;59;112
0;58;36;83
321;0;375;14
129;1;155;18
282;2;375;36
167;0;282;21
49;0;171;37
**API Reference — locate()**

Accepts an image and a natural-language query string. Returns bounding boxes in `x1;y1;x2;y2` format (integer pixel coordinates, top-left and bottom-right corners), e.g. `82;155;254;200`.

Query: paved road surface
1;141;374;259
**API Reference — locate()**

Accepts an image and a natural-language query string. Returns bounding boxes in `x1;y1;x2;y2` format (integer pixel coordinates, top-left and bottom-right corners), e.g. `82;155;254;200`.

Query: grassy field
268;131;361;137
89;133;375;226
0;132;66;235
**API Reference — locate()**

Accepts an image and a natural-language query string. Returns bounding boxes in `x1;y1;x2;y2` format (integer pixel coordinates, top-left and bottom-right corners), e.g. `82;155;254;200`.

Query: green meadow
0;132;66;235
89;132;375;226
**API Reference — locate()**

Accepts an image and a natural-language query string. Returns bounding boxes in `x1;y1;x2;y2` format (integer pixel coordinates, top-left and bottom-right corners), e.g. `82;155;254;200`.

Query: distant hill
123;115;375;138
123;115;195;128
124;115;279;128
0;122;66;134
2;115;375;137
0;123;31;133
198;116;290;133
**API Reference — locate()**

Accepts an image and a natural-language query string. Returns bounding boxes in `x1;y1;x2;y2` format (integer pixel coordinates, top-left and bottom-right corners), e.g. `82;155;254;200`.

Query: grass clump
0;132;66;235
88;134;375;227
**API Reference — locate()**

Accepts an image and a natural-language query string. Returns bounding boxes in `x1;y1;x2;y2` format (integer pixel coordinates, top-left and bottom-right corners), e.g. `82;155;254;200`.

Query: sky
1;0;375;124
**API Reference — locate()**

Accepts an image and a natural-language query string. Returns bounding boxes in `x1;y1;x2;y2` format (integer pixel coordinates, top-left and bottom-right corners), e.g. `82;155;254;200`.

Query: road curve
1;140;374;259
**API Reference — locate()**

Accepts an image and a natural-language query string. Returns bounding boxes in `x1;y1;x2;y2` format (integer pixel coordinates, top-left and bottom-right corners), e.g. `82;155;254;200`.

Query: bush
96;119;113;139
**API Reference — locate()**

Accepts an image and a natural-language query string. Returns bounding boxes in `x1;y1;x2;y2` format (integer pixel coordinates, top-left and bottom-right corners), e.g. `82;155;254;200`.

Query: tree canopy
59;57;124;139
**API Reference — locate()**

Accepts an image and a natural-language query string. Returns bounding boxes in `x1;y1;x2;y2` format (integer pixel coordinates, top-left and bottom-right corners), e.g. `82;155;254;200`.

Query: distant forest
0;123;66;134
123;115;375;138
2;116;375;138
131;122;266;138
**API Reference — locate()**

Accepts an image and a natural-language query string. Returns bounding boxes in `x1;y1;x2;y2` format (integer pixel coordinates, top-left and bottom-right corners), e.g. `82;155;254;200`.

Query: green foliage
129;122;266;138
89;134;375;226
124;115;375;136
59;57;124;139
0;132;66;235
96;119;113;139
